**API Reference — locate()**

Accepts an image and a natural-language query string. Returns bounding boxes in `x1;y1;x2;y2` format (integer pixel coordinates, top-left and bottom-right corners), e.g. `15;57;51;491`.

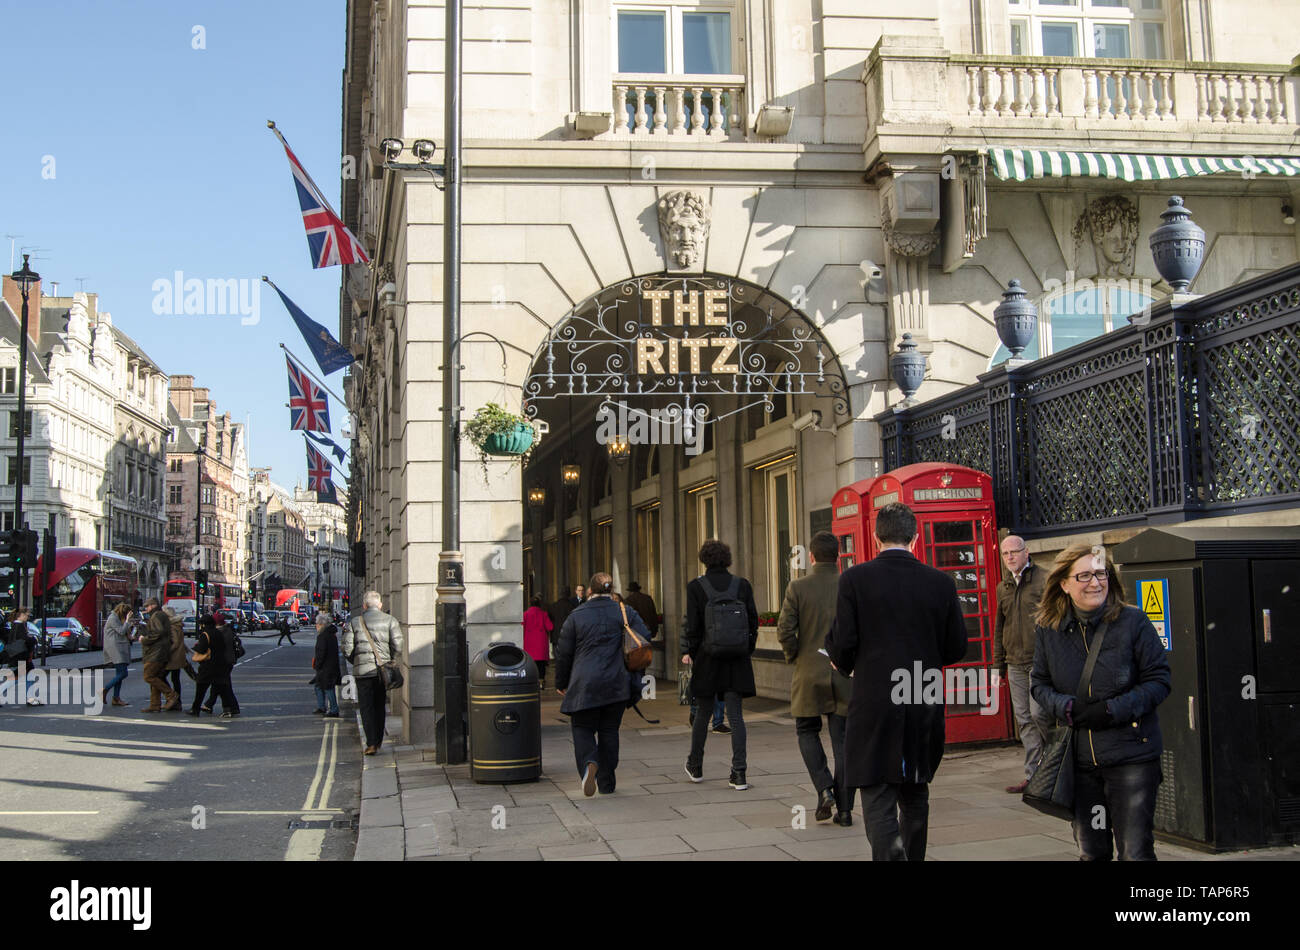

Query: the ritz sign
634;288;741;376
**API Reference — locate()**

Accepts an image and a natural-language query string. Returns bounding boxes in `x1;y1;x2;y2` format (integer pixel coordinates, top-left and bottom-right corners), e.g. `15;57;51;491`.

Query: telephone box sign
830;463;1011;745
524;276;850;428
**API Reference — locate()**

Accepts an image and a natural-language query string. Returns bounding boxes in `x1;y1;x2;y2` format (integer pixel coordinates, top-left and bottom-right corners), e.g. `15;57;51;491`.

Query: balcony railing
877;263;1300;537
611;74;745;138
958;58;1292;124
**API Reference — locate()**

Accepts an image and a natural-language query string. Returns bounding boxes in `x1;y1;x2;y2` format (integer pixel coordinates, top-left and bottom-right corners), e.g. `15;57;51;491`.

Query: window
201;486;214;505
636;504;661;603
1008;0;1166;58
169;517;182;535
168;485;183;504
9;411;32;439
614;3;734;75
765;463;797;610
990;282;1158;365
7;456;31;486
696;488;717;551
0;368;15;394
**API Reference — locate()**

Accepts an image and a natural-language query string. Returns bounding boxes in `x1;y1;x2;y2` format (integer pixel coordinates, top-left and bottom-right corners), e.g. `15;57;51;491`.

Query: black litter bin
469;643;541;784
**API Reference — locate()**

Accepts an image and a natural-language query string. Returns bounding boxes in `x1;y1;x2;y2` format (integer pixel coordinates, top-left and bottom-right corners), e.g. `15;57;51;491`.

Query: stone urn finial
994;279;1038;361
889;333;927;407
1149;196;1205;293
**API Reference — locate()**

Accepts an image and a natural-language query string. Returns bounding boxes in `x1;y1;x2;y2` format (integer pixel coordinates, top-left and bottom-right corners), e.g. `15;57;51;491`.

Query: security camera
379;282;397;305
412;139;437;163
859;260;883;282
379;138;403;162
792;410;824;433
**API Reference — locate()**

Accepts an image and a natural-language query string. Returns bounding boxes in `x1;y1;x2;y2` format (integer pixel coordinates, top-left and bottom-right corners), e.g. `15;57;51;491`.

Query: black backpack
700;575;750;659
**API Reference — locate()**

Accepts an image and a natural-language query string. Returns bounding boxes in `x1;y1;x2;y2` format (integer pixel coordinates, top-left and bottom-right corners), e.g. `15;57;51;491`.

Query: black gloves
1072;698;1112;729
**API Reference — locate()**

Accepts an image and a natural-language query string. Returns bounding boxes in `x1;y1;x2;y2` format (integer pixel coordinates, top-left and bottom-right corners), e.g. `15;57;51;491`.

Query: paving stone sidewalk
354;691;1300;862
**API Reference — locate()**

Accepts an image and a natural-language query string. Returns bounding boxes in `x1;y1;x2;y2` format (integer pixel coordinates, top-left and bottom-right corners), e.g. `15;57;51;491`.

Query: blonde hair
113;603;131;620
1035;544;1128;628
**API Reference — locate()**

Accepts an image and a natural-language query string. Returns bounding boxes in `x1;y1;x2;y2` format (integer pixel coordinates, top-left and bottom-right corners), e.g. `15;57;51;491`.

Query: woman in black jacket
555;572;651;797
312;611;342;717
1031;544;1171;861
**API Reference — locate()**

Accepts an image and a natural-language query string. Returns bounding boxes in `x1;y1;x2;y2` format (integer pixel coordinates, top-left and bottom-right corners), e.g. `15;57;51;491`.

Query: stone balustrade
954;56;1293;125
610;74;746;138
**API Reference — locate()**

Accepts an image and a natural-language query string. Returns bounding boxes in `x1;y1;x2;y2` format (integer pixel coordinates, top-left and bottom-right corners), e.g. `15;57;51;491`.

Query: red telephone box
831;463;1011;744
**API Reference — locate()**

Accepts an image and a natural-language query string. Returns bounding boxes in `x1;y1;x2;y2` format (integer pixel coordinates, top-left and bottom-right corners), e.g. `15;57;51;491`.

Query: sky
0;0;351;491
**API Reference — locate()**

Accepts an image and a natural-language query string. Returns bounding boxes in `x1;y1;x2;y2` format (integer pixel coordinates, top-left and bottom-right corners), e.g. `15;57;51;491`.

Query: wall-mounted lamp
527;487;547;508
754;104;795;138
607;437;631;466
561;463;581;487
379;137;404;161
1284;204;1297;226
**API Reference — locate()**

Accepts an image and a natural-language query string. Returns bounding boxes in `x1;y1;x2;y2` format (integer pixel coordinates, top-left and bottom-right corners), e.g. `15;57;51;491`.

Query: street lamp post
105;482;114;553
9;255;38;608
194;444;205;616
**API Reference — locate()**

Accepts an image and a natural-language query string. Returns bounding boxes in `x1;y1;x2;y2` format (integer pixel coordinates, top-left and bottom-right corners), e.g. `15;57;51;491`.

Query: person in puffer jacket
1031;544;1171;861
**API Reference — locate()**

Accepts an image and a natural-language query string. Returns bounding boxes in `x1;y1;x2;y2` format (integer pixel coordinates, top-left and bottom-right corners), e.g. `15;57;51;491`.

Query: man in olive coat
826;503;967;860
777;532;854;825
139;598;180;712
993;534;1049;793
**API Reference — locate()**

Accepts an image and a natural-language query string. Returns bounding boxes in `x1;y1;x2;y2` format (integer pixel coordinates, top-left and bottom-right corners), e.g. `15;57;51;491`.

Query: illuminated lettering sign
835;503;859;519
871;491;900;509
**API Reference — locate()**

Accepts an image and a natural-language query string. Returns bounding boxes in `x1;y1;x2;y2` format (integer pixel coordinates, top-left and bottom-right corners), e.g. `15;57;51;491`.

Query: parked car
254;612;273;630
41;618;91;653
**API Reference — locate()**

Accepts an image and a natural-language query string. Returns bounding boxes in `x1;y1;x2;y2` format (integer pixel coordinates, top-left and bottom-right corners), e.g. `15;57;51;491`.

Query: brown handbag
620;603;653;672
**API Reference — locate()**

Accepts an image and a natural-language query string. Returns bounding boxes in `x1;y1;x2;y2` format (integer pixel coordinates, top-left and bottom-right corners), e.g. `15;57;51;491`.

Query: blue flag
267;279;356;375
306;429;349;465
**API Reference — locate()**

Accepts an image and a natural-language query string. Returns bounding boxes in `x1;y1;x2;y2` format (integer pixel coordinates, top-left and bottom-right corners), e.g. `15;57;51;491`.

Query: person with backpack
555;572;652;796
682;540;759;790
187;615;240;717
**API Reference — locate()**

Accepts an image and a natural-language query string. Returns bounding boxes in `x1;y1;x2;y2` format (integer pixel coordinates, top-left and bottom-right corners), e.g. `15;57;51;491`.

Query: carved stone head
1072;195;1140;278
657;190;710;269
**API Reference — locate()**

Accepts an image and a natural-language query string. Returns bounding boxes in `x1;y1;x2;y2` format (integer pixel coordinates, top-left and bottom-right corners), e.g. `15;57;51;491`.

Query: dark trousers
570;702;625;793
1073;759;1162;861
687;691;746;771
168;669;182;705
795;713;855;813
860;782;930;860
278;629;295;644
192;674;238;713
535;660;548;687
357;674;387;748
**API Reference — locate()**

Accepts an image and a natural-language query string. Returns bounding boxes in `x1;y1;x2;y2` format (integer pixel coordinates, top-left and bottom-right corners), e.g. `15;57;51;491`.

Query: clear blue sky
1;0;350;490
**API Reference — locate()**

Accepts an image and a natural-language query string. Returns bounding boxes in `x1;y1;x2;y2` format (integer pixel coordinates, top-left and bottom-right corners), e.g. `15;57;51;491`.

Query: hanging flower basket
464;403;539;481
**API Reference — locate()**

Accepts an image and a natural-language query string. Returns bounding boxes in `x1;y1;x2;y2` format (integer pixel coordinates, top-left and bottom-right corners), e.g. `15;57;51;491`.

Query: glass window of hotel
990;282;1158;366
765;462;797;610
1007;0;1166;58
614;2;737;128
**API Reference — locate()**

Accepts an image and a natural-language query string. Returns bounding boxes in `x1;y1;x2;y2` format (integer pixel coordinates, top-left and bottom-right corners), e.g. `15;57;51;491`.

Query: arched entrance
517;273;852;689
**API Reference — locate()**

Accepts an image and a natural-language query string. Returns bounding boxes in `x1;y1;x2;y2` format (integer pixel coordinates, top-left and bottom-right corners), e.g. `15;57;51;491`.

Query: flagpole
278;342;346;404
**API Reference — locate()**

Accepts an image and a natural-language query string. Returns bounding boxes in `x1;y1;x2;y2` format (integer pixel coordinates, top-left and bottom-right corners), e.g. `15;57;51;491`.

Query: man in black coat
826;502;967;860
548;587;575;649
622;582;658;639
681;540;759;791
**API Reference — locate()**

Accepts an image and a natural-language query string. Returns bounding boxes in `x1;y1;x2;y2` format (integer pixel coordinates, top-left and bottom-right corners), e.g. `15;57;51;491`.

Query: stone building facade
340;0;1299;742
165;377;249;588
294;485;350;609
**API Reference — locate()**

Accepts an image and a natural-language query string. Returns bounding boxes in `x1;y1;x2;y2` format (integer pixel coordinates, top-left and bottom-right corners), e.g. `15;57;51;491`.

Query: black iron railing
878;263;1300;537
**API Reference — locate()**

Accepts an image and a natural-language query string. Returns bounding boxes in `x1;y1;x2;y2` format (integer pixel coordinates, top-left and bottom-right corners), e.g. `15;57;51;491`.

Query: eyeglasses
1072;570;1109;584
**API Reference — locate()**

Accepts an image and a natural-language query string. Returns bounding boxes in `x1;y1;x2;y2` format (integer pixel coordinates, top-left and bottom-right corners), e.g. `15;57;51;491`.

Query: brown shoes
1006;780;1029;793
112;698;128;707
582;762;598;797
162;696;181;711
363;746;377;755
141;707;161;713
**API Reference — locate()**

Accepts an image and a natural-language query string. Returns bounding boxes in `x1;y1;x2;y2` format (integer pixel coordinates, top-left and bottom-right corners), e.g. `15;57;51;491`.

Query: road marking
0;810;100;815
214;810;344;815
286;720;341;862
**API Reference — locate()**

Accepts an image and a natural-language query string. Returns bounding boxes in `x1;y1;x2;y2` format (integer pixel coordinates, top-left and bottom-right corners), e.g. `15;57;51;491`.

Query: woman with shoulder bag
554;572;652;796
1030;544;1171;861
311;610;342;717
340;591;405;755
101;603;135;707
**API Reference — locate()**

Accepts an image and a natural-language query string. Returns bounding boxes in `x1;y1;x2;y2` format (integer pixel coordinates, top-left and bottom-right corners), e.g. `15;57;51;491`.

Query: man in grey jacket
341;590;405;755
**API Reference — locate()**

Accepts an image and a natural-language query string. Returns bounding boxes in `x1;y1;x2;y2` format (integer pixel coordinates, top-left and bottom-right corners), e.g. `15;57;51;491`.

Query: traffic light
42;527;56;589
196;568;208;592
0;529;31;573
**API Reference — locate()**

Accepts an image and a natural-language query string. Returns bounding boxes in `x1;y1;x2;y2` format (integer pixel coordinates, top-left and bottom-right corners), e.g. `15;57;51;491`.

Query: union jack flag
269;121;370;269
287;355;331;432
305;440;339;505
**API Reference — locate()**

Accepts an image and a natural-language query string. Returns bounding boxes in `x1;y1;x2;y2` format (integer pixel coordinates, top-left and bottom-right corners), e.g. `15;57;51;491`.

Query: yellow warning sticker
1141;581;1164;619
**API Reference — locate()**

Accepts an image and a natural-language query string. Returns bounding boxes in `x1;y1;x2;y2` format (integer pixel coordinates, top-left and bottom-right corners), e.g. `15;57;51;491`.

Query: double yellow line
303;719;340;813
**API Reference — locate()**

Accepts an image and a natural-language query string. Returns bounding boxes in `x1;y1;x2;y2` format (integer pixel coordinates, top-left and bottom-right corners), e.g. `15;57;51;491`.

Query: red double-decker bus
164;577;196;603
33;548;139;649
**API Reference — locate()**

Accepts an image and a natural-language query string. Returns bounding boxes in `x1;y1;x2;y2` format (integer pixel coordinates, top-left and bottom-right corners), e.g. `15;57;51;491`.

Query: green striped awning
989;148;1300;182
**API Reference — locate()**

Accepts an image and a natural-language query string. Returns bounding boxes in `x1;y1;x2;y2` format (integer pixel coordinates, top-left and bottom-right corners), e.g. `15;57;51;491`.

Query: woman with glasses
1031;544;1171;860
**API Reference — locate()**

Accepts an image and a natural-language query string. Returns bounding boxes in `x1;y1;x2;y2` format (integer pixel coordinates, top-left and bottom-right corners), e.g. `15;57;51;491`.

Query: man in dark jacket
277;614;296;646
622;582;658;640
826;503;967;860
549;587;575;648
994;534;1049;793
555;573;652;795
682;540;759;791
139;598;180;712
